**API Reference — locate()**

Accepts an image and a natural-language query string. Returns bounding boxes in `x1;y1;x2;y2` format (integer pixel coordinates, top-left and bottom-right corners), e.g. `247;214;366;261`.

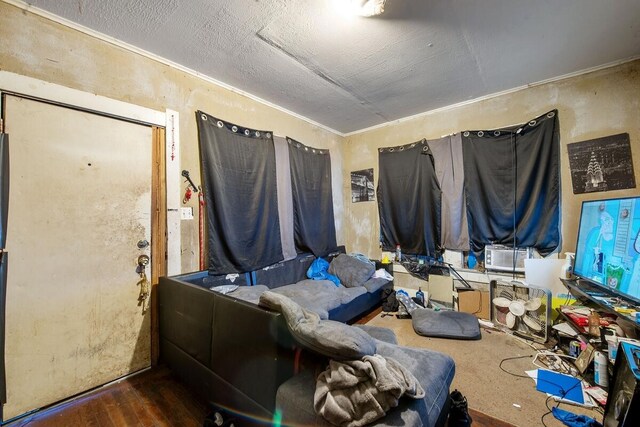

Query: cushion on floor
411;309;482;340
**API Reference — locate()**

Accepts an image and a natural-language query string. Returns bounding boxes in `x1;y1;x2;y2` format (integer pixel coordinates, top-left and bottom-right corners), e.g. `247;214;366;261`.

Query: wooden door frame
0;71;174;371
151;126;166;364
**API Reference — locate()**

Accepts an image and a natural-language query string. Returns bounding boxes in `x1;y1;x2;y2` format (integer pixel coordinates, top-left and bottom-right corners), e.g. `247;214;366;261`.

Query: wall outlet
180;207;194;220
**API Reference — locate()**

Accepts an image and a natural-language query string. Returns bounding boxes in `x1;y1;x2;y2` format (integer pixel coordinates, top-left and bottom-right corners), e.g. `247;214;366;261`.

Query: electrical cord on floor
499;350;604;427
540;375;586;427
499;354;537;378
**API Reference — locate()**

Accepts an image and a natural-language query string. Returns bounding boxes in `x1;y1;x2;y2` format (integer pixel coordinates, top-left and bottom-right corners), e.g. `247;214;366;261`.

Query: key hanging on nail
137;271;150;314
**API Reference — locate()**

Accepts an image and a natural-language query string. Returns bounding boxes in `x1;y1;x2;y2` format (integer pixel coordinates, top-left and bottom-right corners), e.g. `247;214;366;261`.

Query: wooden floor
3;361;515;427
467;409;516;427
4;367;207;427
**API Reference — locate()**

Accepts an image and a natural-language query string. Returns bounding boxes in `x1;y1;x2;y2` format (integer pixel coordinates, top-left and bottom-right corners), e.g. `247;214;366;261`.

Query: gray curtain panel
287;137;337;257
196;111;283;274
273;136;297;262
462;110;560;257
427;134;469;251
377;140;442;258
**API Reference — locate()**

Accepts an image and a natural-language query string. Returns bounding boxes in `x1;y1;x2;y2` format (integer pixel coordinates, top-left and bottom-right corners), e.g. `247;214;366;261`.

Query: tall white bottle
562;252;575;279
593;351;608;387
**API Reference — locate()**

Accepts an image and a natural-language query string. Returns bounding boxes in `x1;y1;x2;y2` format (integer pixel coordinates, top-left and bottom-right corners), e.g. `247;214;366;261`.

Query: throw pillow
328;254;375;288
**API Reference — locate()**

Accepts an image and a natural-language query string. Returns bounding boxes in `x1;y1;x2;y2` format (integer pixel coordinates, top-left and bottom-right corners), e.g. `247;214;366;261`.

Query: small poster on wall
567;133;636;194
351;168;375;202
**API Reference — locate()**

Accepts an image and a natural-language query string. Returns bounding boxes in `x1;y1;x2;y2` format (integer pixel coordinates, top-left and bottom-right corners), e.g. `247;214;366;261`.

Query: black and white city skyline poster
351;168;375;202
567;133;636;195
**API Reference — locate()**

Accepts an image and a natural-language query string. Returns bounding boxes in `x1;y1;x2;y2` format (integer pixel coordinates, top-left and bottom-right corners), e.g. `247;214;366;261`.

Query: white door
3;95;152;420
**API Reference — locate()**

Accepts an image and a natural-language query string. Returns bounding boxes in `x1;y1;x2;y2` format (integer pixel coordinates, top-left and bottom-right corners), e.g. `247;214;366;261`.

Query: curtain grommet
255;131;261;137
201;114;208;121
266;133;271;138
463;131;470;137
244;129;250;136
494;131;501;136
547;111;555;118
216;120;223;128
231;126;238;133
478;131;484;137
529;120;537;127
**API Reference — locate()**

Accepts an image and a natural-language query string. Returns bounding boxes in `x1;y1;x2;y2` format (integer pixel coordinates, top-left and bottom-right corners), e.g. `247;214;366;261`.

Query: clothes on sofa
314;355;425;427
308;257;341;286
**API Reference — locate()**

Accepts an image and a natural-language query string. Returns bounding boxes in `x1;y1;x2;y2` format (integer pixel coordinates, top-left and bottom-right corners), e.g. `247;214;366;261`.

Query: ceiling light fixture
332;0;387;17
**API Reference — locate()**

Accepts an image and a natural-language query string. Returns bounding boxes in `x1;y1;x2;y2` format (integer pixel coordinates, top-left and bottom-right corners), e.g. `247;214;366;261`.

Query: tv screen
573;196;640;303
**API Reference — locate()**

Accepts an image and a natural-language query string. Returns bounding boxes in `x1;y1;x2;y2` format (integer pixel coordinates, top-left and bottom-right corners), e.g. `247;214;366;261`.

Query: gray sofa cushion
355;325;398;345
276;339;455;427
259;291;376;360
412;309;482;340
214;284;268;305
271;279;366;319
362;277;390;293
328;254;375;288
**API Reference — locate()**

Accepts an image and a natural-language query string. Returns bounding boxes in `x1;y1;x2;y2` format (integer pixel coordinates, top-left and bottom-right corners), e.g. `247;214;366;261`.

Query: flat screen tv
573;196;640;303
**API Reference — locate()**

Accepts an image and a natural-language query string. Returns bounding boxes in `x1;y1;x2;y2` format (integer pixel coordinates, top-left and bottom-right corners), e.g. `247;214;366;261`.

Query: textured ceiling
25;0;640;134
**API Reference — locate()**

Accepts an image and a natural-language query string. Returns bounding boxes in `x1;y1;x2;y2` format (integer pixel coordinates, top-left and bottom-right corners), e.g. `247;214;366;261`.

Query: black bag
381;289;399;312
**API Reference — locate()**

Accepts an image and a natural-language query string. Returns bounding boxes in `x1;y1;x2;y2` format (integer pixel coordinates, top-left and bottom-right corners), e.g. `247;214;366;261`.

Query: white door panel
3;96;152;419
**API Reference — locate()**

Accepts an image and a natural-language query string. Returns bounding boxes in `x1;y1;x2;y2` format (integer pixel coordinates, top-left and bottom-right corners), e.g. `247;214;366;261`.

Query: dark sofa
158;253;393;423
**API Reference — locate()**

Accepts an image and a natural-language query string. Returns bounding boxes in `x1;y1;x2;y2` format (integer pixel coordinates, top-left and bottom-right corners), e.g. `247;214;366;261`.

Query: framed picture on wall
567;133;636;194
351;168;375;202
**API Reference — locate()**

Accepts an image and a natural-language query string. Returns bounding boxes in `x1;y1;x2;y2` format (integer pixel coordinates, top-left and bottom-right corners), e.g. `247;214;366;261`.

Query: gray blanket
314;355;425;427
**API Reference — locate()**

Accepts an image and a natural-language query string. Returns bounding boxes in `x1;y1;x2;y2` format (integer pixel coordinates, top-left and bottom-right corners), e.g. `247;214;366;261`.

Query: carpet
364;312;604;427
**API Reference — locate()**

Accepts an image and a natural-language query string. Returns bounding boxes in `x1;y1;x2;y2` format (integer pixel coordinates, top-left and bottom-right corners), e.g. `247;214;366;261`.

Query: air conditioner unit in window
484;245;534;272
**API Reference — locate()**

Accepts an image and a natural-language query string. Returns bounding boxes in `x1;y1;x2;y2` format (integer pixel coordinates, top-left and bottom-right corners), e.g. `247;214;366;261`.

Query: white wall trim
1;0;343;138
3;0;638;139
342;55;640;137
0;70;181;275
165;109;181;276
0;70;166;126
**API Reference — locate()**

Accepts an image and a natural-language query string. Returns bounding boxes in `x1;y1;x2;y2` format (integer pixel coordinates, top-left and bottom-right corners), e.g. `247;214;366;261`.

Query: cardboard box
455;288;491;320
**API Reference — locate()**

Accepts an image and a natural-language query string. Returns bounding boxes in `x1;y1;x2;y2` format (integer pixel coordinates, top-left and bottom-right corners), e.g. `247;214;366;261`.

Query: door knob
137;255;150;267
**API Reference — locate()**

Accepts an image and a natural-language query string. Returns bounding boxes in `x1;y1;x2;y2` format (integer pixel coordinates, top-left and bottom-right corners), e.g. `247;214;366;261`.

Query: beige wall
1;1;638;269
0;2;343;273
343;60;640;259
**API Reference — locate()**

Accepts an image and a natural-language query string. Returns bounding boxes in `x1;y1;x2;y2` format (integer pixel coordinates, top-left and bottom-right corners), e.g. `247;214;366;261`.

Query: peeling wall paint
342;60;640;259
1;1;638;271
0;1;344;273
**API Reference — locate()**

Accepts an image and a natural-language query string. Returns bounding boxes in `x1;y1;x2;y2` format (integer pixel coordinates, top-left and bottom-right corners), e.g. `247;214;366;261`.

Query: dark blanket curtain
377;139;442;258
287;137;337;257
462;110;560;257
196;112;283;274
